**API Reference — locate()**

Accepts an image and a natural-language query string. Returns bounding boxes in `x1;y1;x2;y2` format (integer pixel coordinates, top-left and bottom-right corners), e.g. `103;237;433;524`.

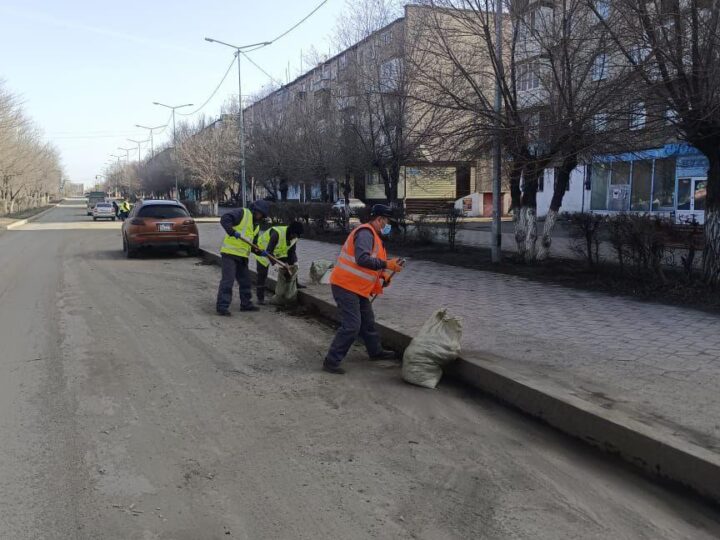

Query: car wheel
93;217;97;221
112;217;116;221
188;245;200;257
123;236;137;259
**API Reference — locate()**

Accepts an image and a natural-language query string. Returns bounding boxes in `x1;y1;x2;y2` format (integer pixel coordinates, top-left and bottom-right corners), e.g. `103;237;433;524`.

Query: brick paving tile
200;223;720;453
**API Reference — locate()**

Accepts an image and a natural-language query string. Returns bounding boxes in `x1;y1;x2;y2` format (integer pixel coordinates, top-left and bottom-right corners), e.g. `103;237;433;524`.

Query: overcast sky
0;0;346;186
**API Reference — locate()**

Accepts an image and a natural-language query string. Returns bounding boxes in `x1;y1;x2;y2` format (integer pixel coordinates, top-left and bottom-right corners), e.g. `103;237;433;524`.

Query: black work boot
370;350;398;361
322;361;346;375
240;304;260;312
216;309;232;317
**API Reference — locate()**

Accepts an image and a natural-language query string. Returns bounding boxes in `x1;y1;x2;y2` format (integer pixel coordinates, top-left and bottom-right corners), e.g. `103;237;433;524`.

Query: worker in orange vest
322;204;405;374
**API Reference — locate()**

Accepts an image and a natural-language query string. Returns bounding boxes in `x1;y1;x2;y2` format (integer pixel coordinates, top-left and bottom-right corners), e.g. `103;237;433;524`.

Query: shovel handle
237;235;291;272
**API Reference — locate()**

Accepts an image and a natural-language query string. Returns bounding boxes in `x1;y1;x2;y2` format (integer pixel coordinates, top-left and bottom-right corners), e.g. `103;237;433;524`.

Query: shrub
269;202;333;237
412;212;436;245
444;205;464;251
607;213;673;283
563;212;606;268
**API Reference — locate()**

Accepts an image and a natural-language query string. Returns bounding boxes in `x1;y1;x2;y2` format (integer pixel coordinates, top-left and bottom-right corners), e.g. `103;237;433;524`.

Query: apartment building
245;5;504;214
518;0;708;223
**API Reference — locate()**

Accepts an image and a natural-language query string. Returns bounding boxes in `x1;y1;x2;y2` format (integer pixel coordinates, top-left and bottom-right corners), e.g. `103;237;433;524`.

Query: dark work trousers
255;257;289;302
325;284;383;366
216;253;253;311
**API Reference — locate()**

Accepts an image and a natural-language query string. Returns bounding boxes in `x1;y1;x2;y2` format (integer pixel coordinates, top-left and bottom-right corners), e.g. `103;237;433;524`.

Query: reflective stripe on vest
329;224;387;298
220;208;256;258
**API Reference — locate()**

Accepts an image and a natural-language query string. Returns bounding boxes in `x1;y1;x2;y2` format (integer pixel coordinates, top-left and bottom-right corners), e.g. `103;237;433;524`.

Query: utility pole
153;102;193;200
491;0;504;264
205;37;271;207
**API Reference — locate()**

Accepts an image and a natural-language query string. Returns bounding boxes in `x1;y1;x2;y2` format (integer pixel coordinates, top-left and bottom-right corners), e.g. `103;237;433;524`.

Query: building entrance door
677;177;706;224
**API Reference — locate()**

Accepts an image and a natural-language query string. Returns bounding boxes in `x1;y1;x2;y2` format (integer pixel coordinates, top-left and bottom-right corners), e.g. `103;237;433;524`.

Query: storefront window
677;178;692;210
695;180;707;211
613;161;631;184
631;159;652;210
590;162;611;210
652;158;675;210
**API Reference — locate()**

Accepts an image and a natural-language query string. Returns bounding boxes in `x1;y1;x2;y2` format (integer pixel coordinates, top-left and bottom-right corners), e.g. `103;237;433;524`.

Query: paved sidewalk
199;223;720;456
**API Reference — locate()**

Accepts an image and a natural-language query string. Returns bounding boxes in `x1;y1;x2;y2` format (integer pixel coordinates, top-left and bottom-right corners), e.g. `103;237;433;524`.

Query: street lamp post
491;0;503;264
118;147;133;162
204;37;271;207
127;138;149;163
135;124;166;158
153;102;193;200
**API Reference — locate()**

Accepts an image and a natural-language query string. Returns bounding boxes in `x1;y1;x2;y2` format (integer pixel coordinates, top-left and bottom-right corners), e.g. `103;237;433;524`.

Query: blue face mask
381;224;392;236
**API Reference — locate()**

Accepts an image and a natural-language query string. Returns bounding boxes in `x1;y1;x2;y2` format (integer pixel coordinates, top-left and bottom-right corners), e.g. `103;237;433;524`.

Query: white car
332;198;366;215
92;202;116;221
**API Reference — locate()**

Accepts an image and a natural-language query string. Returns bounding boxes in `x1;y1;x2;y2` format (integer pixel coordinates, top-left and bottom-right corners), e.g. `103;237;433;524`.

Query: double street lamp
153;101;193;200
204;37;271;207
135;124;166;158
127;138;150;163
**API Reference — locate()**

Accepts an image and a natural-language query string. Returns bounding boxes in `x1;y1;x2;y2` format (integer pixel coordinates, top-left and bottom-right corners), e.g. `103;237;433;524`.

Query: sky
0;0;347;186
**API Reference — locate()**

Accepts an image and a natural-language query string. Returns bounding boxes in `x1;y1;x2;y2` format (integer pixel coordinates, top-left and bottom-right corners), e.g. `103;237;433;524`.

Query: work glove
233;231;242;239
386;258;404;273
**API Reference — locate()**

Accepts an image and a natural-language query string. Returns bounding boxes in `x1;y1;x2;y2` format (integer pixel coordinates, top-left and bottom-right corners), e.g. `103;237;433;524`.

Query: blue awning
593;143;702;163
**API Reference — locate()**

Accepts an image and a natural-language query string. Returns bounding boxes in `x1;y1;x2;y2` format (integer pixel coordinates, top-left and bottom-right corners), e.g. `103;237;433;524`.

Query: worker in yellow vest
216;200;270;315
255;221;304;304
119;200;132;220
322;204;404;374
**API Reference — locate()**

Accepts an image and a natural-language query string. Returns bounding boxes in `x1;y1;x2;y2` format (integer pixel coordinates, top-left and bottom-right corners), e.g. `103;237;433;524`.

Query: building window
593;112;609;131
592;53;608;81
381;30;391;44
652;157;676;209
339;54;348;69
631;159;653;211
595;0;610;19
629;102;646;130
517;62;540;92
630;44;650;65
590;162;611;210
380;58;402;91
665;108;678;125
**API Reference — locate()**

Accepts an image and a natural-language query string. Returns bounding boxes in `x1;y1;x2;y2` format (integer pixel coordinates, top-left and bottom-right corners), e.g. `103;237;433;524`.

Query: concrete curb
199;247;720;504
6;202;61;230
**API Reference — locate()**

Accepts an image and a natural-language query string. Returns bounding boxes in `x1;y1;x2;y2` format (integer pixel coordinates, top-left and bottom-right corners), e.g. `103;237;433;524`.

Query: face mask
381;224;392;236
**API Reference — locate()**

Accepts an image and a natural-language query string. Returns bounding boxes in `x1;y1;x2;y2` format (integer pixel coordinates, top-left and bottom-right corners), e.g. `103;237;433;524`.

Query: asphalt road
0;199;718;539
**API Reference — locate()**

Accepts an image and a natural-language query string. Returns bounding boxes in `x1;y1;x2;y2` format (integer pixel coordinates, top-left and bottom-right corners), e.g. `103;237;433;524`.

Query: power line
241;51;285;87
177;55;238;116
268;0;330;44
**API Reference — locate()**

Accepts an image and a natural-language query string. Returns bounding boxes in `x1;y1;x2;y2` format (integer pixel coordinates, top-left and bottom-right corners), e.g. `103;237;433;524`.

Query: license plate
157;223;174;232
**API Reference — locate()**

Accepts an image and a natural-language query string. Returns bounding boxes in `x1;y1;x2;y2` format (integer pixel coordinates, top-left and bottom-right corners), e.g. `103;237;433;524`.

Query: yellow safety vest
120;201;131;212
256;225;297;267
220;208;259;258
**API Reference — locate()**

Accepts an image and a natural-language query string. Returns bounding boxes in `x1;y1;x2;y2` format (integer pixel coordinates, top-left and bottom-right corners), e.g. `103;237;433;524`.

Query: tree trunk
703;153;720;286
515;206;528;259
515;165;541;262
538;158;575;261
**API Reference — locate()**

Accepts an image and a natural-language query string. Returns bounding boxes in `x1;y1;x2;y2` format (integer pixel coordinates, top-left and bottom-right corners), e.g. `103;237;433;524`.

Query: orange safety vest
330;224;388;298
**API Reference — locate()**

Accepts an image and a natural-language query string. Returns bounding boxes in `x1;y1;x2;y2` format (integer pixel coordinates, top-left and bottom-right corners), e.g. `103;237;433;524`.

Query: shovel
236;235;292;273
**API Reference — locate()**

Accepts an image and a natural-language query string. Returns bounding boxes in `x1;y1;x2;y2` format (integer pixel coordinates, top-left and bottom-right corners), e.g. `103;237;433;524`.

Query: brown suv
121;200;199;258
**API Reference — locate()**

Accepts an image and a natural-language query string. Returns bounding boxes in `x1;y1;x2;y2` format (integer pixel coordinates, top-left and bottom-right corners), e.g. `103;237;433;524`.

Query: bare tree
0;81;62;215
592;0;720;285
336;1;455;205
413;0;637;260
177;115;239;213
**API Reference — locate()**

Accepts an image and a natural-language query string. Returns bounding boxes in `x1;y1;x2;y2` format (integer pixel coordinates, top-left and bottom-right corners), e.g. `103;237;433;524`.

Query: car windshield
137;205;189;219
